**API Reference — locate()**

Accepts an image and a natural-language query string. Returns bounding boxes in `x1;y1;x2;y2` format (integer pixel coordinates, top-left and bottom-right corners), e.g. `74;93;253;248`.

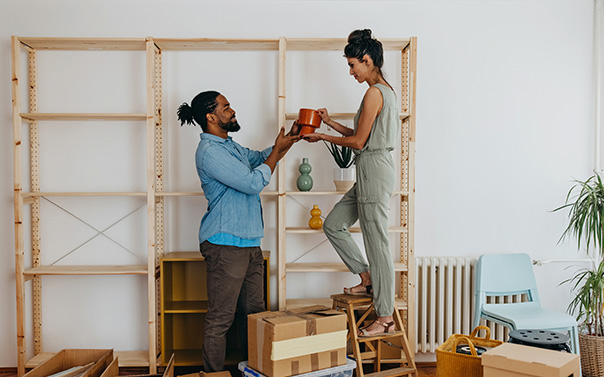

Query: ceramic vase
309;205;323;229
297;158;313;191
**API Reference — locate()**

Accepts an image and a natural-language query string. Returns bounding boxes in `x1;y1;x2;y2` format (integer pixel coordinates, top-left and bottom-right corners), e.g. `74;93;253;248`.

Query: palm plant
324;141;354;168
554;173;604;336
561;261;604;336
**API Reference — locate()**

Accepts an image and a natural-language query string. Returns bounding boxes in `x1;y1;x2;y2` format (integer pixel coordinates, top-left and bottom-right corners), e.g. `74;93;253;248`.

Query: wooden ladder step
357;330;406;343
364;366;417;377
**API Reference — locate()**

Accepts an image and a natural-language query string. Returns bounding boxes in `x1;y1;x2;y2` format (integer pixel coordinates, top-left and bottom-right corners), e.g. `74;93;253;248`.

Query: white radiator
415;257;513;353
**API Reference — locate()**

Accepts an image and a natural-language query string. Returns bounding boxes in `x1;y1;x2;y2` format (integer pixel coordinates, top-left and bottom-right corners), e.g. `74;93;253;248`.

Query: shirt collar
200;133;232;143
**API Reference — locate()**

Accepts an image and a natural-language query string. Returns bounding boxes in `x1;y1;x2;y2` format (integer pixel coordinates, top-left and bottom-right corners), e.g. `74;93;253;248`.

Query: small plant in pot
324;141;355;192
554;173;604;375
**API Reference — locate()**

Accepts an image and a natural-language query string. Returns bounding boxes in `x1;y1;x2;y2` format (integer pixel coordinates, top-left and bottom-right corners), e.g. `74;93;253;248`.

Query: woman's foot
343;283;373;296
358;319;396;337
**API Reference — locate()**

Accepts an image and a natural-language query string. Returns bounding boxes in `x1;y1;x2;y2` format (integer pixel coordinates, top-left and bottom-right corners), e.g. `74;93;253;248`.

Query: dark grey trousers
200;241;265;372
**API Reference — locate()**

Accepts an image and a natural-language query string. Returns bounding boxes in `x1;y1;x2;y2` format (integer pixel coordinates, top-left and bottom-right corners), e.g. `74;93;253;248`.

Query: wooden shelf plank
154;38;279;51
286;262;408;272
286;38;410;51
285;113;409;121
22;192;147;197
24;265;148;276
18;37;147;51
286;226;406;234
162;250;270;261
156;191;277;197
20;113;147;121
286;190;409;196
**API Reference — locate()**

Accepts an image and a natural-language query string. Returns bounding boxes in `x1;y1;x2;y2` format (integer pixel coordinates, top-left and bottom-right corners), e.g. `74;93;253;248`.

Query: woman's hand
317;108;331;126
303;132;325;143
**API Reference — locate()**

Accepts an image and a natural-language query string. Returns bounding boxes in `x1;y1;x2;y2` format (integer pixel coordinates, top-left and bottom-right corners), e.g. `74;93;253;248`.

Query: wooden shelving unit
12;36;416;376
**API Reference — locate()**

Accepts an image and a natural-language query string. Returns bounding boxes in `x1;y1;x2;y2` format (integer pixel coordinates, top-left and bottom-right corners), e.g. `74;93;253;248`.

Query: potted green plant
324;141;355;191
554;173;604;375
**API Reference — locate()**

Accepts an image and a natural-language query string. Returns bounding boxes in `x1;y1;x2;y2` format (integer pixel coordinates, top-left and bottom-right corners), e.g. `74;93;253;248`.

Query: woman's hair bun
348;29;373;44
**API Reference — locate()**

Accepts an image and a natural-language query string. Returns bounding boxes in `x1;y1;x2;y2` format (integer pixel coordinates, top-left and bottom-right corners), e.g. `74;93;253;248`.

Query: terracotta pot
297;108;321;135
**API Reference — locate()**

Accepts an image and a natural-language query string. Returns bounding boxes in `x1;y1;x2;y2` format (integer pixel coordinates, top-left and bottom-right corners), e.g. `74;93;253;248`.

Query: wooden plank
162;251;204;261
286;190;408;196
20;113;147;121
28;46;43;356
155;191;277;196
18;37;146;51
22;192;147;197
287;38;410;51
277;37;287;310
12;35;26;377
405;37;418;355
145;38;158;375
285;226;407;233
25;353;54;368
285;112;409;121
286;262;408;272
154;38;279;51
114;350;149;367
23;265;148;275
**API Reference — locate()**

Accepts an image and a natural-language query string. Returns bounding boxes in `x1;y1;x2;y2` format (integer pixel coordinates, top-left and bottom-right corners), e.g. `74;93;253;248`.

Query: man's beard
219;117;241;132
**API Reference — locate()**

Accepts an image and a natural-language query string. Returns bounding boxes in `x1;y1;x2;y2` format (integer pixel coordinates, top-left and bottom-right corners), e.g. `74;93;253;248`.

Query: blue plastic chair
472;253;580;354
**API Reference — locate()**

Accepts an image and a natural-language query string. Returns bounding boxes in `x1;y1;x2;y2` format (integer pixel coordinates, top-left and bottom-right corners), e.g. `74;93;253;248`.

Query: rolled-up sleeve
199;145;272;195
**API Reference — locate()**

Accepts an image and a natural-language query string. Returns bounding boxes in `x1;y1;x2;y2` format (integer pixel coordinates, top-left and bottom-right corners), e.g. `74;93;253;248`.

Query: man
177;90;300;371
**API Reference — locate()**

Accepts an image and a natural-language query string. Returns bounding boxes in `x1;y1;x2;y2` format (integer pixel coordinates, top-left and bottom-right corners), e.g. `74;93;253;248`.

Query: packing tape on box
271;330;347;361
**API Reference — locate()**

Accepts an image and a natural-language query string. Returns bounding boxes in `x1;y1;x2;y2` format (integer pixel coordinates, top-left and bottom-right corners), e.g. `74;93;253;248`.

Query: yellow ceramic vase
309;205;323;229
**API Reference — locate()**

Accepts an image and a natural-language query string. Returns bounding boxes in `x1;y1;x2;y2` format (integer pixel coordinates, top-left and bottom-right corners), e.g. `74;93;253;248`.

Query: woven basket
436;326;503;377
580;333;604;376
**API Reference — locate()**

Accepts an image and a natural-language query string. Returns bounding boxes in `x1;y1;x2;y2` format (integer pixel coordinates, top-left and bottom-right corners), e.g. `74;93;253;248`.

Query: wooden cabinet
159;251;270;367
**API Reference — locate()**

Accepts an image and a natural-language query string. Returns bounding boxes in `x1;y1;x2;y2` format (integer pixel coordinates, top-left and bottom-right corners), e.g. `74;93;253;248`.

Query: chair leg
570;326;580;355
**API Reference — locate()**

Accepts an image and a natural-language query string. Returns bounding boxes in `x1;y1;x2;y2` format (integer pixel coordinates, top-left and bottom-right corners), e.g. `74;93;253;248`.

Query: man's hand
275;126;301;155
264;127;301;172
287;120;301;136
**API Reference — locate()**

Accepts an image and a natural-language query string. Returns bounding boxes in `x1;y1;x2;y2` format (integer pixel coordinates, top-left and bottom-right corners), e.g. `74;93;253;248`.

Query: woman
303;29;399;337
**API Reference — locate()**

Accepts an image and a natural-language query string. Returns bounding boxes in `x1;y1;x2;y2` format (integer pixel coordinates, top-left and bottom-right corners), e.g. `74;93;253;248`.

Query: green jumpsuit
323;83;398;317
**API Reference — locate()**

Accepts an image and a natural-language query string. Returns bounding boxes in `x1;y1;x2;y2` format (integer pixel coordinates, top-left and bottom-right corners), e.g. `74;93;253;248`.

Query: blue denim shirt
196;133;273;244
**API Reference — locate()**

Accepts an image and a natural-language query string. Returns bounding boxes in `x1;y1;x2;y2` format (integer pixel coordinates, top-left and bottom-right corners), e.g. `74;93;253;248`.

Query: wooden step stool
331;294;417;377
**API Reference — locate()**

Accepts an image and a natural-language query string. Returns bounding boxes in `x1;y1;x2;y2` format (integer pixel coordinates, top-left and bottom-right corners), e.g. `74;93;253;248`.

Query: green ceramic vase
296;158;313;191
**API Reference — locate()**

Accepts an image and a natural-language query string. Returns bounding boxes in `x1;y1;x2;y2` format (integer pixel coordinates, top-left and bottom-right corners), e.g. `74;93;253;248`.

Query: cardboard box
482;343;580;377
24;349;114;377
248;305;347;377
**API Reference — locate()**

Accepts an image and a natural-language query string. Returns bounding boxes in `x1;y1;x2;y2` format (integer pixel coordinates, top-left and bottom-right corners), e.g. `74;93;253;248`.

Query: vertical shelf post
145;38;158;374
277;37;287;310
12;35;26;377
153;40;165;368
28;47;43;357
406;37;418;354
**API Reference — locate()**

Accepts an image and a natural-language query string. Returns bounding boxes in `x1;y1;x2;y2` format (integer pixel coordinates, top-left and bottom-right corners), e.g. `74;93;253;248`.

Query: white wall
0;0;595;367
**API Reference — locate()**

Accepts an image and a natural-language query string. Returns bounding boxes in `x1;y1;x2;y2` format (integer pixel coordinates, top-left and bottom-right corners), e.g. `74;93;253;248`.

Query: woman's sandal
343;284;373;296
358;320;396;337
